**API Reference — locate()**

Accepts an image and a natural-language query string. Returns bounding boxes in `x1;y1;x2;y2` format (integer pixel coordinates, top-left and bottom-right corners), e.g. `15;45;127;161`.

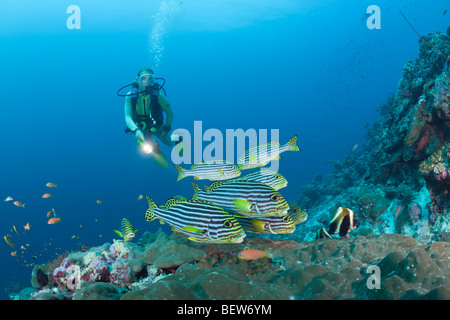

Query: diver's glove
134;129;145;142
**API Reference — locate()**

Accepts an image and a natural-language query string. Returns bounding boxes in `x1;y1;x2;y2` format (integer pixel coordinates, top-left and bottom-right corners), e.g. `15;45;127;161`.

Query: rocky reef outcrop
296;31;450;244
23;231;449;300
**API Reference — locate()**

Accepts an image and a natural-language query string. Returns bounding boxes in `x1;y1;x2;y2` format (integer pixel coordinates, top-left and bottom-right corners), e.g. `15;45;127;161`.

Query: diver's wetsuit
124;90;174;146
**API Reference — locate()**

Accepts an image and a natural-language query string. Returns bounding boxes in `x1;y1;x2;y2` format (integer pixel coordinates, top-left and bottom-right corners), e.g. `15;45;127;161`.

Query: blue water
0;0;448;298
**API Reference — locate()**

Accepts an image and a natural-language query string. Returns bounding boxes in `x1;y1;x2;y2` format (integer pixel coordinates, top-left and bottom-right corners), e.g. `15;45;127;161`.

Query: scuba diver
118;67;181;167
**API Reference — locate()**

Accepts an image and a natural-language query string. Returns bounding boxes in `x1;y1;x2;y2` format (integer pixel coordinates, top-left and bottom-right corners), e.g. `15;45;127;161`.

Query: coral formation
21;232;449;300
13;30;450;302
296;31;450;244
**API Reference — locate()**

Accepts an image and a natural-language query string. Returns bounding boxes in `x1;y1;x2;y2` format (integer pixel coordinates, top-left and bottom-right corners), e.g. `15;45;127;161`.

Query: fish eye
271;194;280;201
224;220;233;228
282;216;289;222
275;174;281;179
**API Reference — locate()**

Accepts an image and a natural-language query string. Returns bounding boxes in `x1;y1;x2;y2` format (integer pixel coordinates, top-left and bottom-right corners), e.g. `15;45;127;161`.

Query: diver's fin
153;151;169;168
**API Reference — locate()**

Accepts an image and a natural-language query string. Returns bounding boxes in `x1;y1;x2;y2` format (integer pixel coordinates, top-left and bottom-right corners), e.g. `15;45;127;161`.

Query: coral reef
296;31;450;244
21;232;449;300
14;30;450;302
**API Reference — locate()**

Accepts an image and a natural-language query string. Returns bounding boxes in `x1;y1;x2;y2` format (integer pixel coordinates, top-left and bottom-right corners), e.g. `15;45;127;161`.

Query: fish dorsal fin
191;160;230;169
204;180;227;192
164;198;187;209
244;141;281;156
205;178;253;192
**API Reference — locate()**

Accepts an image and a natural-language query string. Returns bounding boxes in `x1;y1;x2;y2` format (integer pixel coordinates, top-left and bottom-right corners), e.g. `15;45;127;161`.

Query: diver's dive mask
138;73;154;87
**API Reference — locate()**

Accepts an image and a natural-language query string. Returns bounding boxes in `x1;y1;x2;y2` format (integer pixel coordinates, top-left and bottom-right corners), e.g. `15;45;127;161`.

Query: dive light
137;137;153;154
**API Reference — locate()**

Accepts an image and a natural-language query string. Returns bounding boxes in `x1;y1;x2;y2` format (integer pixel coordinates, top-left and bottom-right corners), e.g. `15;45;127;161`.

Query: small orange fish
47;217;61;225
24;223;30;231
42;193;52;199
13;201;25;208
11;251;17;257
4;235;14;248
46;210;52;218
137;195;144;201
46;182;57;188
395;205;402;218
97;200;102;204
237;249;270;260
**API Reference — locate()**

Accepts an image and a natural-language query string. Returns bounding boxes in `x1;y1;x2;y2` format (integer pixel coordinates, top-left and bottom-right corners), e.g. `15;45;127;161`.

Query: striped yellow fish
235;214;296;234
114;218;139;242
192;180;289;217
237;135;300;170
287;203;308;225
232;169;288;190
144;196;246;244
175;160;241;181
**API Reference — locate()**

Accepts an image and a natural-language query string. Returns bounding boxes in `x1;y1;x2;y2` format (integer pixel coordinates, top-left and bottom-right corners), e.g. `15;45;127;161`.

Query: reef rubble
22;230;449;300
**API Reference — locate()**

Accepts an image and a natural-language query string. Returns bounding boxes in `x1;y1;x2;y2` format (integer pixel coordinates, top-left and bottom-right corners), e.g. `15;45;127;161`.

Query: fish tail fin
174;165;185;181
145;196;157;222
191;181;201;200
285;135;300;151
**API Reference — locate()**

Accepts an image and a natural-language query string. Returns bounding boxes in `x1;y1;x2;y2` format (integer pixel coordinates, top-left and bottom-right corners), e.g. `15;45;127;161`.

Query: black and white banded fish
316;227;332;239
235;214;296;234
233;169;288;190
237;135;300;170
144;196;246;244
192;180;289;217
329;207;356;238
174;160;241;181
113;218;139;242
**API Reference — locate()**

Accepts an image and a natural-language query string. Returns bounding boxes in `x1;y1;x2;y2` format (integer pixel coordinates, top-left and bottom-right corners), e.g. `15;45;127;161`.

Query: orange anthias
237;249;270;260
48;217;61;225
13;201;25;208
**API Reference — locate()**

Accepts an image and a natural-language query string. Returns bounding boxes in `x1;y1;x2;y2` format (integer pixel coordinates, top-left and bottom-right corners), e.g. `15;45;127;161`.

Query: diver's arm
159;94;173;127
124;94;139;132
